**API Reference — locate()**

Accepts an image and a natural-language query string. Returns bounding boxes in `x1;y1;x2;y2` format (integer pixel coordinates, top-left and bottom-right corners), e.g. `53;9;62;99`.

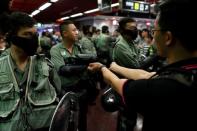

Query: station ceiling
10;0;157;23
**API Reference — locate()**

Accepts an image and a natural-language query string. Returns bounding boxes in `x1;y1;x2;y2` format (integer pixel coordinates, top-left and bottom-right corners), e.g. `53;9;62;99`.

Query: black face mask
123;29;138;40
10;34;38;56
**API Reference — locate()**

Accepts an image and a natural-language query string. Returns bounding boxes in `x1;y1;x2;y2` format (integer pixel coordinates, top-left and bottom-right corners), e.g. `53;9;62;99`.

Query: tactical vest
0;55;57;131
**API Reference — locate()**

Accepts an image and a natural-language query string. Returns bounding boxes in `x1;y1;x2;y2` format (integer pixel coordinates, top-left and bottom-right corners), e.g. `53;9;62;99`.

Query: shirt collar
9;54;30;72
120;35;135;47
9;55;18;71
59;42;78;49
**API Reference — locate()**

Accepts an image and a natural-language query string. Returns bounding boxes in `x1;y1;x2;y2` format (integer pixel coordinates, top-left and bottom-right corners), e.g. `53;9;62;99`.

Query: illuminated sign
98;0;112;12
121;0;150;13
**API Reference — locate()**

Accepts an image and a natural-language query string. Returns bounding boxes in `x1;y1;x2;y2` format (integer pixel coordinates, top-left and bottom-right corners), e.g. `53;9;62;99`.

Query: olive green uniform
50;42;84;88
79;36;97;55
112;35;140;68
112;35;141;131
0;48;10;57
95;33;110;54
50;42;93;131
95;33;111;65
0;54;61;131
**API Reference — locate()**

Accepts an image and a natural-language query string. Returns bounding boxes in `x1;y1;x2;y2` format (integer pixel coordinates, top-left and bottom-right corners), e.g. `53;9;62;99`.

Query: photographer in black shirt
88;0;197;130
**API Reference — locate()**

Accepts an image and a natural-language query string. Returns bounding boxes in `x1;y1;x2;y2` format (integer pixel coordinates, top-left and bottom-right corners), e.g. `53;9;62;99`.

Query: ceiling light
39;2;52;11
70;13;83;18
97;0;101;4
31;10;40;16
111;3;119;7
84;8;99;14
50;0;59;2
60;16;70;20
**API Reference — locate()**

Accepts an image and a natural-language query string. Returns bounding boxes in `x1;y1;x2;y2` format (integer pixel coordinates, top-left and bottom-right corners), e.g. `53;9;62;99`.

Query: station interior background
10;0;158;34
7;0;159;131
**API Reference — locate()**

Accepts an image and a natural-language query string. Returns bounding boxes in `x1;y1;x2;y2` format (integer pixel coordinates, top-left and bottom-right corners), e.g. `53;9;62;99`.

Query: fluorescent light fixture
37;23;42;28
39;2;52;11
60;16;70;20
111;3;119;7
97;0;101;4
84;8;99;14
50;0;59;2
31;10;40;16
83;3;119;15
70;13;83;18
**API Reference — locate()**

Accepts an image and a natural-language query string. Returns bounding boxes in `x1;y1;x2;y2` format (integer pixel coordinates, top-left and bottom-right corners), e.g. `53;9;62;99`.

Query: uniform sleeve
49;67;62;95
50;46;65;71
113;45;140;68
44;57;62;96
81;39;97;55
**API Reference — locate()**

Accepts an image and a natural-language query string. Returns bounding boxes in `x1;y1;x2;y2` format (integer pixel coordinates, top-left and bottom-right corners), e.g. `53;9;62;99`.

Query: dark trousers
117;109;137;131
62;82;88;131
77;89;88;131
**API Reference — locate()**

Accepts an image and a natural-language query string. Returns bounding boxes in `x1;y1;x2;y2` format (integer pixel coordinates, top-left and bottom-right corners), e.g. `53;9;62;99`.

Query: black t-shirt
123;57;197;131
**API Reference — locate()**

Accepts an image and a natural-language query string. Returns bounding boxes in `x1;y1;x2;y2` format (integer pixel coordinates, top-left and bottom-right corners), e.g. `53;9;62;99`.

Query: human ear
165;31;173;46
63;31;68;37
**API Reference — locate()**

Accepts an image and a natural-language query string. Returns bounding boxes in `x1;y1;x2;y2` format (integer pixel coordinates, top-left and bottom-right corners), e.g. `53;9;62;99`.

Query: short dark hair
102;26;109;33
140;28;149;37
59;20;74;36
142;28;149;33
92;26;97;33
0;0;11;14
158;0;196;51
118;17;136;35
82;25;92;35
42;31;47;37
0;13;11;35
9;12;36;35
